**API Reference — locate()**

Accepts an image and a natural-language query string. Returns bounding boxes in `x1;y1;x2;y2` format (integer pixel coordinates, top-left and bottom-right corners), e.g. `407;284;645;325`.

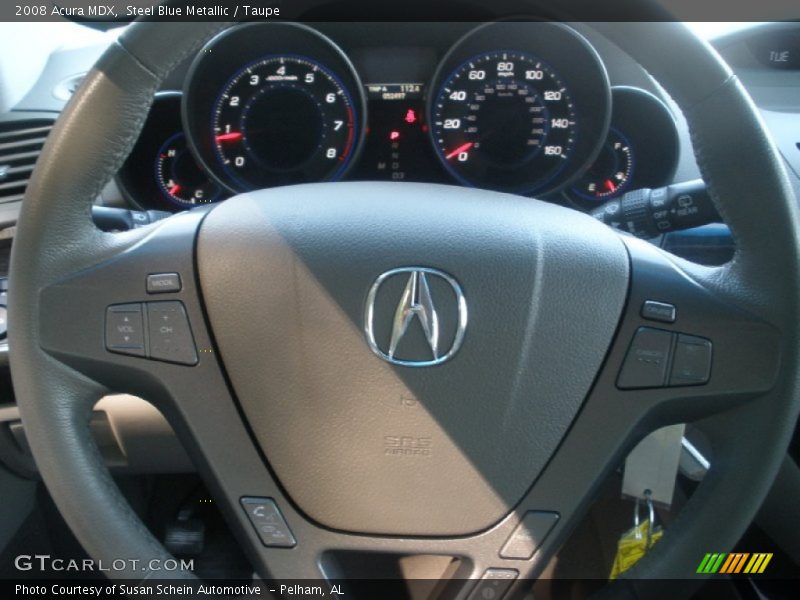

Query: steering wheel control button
146;301;198;365
241;497;296;548
641;300;677;324
105;304;145;356
669;334;712;386
146;272;182;294
617;327;675;389
499;511;560;560
466;569;518;600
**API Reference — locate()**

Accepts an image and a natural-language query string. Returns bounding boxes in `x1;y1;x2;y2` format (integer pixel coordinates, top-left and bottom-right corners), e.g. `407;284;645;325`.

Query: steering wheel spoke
606;236;781;422
36;211;213;397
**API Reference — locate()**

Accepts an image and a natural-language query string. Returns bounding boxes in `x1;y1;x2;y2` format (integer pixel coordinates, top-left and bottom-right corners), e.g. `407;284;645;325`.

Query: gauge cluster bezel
117;22;683;215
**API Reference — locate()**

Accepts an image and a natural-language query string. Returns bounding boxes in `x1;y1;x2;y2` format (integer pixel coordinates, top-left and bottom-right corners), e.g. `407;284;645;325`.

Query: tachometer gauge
570;128;634;201
212;56;358;189
183;22;366;193
431;51;577;194
156;133;222;207
428;22;611;196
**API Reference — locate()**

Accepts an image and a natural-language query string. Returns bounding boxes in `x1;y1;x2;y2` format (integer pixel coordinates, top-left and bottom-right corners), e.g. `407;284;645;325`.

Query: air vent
0;119;54;204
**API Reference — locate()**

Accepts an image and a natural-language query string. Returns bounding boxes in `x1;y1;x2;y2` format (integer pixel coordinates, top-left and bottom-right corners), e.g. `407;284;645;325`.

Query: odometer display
431;51;576;195
213;55;358;190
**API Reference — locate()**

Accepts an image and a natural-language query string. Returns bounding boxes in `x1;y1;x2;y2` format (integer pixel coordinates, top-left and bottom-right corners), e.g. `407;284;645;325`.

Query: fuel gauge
156;133;221;208
570;128;634;202
564;86;679;212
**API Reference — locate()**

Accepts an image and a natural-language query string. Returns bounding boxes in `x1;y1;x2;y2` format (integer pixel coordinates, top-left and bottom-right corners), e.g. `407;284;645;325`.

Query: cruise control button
641;300;676;324
146;301;197;365
617;327;674;389
669;334;712;386
241;497;296;548
105;303;145;356
466;569;518;600
146;272;182;294
500;511;559;560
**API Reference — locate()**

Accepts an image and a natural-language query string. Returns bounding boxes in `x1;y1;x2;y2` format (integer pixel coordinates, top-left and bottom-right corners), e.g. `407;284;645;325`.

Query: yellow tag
609;520;663;580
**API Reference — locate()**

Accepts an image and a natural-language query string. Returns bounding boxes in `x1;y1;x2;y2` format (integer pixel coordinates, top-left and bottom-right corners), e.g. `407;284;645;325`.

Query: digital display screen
349;83;449;183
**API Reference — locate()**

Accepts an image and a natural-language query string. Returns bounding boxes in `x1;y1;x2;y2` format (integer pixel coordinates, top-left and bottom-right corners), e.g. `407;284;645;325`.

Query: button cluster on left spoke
105;301;197;365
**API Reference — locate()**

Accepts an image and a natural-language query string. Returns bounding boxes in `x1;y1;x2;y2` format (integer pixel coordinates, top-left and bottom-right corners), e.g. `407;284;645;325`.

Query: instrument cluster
117;21;679;212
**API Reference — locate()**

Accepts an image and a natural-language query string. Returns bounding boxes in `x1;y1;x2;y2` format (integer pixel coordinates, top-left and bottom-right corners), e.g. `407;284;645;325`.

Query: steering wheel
9;8;800;600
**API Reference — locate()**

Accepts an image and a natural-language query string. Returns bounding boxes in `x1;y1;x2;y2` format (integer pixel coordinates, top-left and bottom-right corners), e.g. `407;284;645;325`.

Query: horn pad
197;182;629;536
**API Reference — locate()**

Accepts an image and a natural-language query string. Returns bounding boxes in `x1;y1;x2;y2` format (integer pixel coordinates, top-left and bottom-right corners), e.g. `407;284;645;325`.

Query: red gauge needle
445;142;474;160
168;184;182;196
604;179;617;193
216;132;243;142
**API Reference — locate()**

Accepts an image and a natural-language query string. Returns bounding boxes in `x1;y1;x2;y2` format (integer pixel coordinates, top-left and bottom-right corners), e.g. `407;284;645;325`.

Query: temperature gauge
156;133;221;207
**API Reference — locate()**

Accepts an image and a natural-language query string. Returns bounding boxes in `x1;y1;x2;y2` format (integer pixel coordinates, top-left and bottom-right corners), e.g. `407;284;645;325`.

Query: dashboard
115;21;682;214
4;19;800;282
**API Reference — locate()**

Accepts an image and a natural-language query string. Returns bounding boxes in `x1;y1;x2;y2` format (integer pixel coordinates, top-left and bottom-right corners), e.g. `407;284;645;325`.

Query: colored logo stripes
697;552;773;574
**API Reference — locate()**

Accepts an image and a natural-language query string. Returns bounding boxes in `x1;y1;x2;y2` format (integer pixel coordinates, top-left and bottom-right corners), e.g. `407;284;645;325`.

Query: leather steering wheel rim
8;6;800;597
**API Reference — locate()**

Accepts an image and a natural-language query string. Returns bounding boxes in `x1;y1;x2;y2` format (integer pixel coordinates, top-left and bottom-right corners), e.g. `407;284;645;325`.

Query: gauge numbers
212;55;358;190
431;51;577;194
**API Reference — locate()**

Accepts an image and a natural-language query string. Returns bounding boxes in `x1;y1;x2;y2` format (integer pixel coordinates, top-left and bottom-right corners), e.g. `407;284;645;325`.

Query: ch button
147;301;198;365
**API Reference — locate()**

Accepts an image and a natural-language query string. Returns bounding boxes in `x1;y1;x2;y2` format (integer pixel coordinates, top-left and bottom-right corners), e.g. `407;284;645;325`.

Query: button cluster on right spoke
617;327;712;390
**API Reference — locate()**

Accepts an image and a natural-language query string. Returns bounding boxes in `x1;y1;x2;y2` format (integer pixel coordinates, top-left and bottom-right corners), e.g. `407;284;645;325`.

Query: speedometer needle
216;132;243;142
445;142;474;160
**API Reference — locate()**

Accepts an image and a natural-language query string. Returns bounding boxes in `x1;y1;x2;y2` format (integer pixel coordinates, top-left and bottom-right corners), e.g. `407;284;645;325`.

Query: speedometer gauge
428;22;611;196
432;51;577;194
212;56;358;189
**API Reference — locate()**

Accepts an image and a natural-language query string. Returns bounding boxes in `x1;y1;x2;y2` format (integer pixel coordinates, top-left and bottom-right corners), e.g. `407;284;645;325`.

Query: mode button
146;273;181;294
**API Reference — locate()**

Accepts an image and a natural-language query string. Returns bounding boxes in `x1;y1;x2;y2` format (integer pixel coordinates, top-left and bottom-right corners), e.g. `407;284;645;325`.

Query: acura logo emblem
364;267;467;367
